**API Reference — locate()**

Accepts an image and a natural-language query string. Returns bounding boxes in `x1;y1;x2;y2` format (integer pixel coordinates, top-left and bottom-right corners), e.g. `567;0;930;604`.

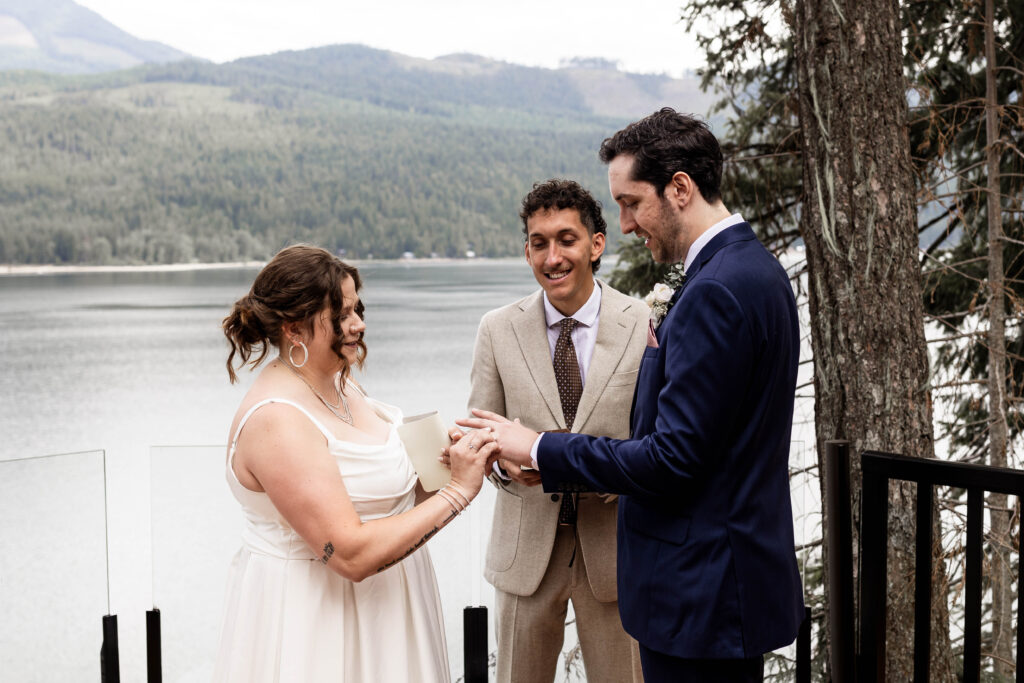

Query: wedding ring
468;441;480;450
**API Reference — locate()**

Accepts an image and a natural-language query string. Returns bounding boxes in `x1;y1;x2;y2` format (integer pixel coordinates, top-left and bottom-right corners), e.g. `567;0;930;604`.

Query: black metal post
913;482;933;683
964;490;983;683
463;605;488;683
101;614;120;683
147;608;162;683
859;462;889;683
796;606;812;683
1018;509;1024;683
824;440;854;683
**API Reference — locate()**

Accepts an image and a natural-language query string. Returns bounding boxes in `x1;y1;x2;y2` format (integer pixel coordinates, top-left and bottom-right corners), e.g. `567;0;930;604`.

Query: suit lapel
575;283;637;431
691;223;755;280
511;292;566;429
669;223;756;307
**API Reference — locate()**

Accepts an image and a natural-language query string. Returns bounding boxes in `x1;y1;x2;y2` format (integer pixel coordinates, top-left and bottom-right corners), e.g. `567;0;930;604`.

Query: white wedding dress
212;395;450;683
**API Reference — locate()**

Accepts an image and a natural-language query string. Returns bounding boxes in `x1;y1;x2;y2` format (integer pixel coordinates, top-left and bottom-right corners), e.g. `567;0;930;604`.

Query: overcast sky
74;0;705;76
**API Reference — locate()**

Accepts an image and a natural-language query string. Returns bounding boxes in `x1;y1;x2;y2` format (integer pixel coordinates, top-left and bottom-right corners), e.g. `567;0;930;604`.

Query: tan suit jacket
468;280;649;600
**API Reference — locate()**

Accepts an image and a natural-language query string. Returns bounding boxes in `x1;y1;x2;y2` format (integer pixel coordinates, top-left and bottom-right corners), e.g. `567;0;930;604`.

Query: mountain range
0;1;719;265
0;0;190;73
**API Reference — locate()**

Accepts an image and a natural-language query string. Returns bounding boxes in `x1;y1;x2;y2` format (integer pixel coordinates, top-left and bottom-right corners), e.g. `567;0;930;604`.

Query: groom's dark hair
599;107;723;203
519;178;607;273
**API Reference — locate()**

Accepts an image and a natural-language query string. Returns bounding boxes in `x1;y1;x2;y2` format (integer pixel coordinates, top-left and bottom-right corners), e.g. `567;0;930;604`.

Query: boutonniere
643;263;687;330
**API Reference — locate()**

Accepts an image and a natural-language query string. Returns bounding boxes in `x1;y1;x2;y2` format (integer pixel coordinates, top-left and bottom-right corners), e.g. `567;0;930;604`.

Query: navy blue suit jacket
537;223;804;658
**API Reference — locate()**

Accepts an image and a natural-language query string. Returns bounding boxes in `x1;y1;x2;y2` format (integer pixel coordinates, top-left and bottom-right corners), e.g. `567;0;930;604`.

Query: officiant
466;179;648;682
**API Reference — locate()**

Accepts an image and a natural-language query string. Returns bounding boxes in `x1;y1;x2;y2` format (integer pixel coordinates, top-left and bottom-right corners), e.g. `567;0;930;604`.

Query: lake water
0;259;817;682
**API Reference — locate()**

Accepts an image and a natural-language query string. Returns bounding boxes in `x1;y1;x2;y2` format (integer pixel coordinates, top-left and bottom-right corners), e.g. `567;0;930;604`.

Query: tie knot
559;318;578;336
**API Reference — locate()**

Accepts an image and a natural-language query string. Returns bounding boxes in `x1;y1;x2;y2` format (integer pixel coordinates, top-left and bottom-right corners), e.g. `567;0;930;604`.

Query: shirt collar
683;213;744;274
543;279;602;328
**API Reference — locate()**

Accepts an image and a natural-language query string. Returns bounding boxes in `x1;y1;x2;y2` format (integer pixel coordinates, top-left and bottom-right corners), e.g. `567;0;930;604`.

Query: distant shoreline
0;257;529;276
0;251;804;278
0;261;267;276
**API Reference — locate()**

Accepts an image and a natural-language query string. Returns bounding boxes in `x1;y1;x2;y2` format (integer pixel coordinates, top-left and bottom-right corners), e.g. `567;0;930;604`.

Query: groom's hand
498;458;542;486
458;409;539;470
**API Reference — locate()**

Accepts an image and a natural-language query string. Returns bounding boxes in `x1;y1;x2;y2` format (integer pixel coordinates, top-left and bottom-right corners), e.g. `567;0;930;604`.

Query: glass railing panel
0;450;109;682
430;484;497;682
150;444;238;683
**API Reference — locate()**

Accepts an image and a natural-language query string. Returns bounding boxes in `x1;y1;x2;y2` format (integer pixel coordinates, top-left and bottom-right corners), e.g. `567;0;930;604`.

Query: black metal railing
827;444;1024;682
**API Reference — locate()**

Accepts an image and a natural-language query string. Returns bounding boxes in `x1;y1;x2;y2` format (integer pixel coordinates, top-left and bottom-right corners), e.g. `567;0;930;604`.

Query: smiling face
336;275;366;366
608;154;687;264
524;207;606;316
293;274;366;373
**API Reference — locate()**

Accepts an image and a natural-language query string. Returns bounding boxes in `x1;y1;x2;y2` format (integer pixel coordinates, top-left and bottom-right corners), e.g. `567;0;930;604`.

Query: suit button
551;494;560;502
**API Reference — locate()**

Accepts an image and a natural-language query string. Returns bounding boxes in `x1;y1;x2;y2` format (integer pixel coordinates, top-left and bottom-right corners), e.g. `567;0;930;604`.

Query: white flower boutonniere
643;263;687;330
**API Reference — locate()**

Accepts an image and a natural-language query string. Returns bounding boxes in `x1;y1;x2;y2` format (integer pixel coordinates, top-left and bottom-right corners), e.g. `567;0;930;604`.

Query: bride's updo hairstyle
223;244;366;384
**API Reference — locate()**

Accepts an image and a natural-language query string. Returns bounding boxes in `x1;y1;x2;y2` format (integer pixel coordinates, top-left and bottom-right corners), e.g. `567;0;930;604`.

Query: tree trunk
984;0;1012;675
792;0;954;678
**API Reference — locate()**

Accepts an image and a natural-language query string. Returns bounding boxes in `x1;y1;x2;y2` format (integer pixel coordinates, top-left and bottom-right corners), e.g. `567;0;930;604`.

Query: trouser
493;524;642;683
638;643;764;683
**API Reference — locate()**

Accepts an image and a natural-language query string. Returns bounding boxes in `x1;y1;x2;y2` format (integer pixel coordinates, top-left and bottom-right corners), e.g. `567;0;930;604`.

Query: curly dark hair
519;178;607;273
222;244;366;383
598;107;723;203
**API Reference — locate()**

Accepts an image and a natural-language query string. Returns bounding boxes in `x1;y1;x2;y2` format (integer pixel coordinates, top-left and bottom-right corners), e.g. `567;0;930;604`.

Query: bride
213;244;495;682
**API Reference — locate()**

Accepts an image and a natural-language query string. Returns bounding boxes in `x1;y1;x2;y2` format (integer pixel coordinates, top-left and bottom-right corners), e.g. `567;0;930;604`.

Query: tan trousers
494;525;643;683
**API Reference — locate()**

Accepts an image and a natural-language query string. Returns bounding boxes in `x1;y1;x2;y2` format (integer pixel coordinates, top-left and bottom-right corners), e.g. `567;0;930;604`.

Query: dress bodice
226;395;418;560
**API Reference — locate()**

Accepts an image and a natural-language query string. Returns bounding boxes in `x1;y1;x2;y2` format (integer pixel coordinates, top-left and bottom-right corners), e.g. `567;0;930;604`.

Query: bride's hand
447;428;498;499
437;427;465;471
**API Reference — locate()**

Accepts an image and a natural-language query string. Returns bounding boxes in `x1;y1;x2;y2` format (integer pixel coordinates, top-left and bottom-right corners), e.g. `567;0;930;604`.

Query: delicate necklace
278;356;354;425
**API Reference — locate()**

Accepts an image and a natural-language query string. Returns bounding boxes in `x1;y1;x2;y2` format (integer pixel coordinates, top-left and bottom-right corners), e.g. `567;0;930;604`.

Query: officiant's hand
458;409;538;470
498;457;542;487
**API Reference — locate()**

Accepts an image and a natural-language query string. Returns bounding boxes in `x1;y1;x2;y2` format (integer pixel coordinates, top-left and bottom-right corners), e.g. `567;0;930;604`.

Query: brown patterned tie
553;318;582;525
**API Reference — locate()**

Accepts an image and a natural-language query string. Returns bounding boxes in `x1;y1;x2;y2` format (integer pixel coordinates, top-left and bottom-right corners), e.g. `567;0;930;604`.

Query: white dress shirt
683;213;744;274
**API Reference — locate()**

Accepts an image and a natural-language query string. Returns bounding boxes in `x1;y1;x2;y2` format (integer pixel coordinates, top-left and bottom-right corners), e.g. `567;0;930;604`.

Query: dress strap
228;398;336;468
345;378;367;398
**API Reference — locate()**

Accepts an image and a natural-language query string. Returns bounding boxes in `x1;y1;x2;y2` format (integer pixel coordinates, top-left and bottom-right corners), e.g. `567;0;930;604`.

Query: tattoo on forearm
376;509;457;572
320;541;335;565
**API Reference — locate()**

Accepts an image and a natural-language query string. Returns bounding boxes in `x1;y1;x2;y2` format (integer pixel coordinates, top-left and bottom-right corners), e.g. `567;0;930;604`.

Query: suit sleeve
467;314;506;417
538;279;754;497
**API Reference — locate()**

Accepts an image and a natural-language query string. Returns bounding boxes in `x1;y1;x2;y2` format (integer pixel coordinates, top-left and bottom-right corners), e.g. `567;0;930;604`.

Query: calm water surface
0;261;538;458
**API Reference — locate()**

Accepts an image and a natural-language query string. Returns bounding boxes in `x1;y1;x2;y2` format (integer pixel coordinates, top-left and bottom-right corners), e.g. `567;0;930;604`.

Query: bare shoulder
228;370;300;438
234;400;329;465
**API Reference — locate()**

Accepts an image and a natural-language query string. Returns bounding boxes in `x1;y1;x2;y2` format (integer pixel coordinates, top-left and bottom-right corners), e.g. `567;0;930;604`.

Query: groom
462;108;804;681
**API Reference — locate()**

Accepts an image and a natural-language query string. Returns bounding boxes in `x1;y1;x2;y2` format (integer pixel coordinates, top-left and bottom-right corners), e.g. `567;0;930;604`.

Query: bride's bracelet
436;488;464;515
445;482;472;509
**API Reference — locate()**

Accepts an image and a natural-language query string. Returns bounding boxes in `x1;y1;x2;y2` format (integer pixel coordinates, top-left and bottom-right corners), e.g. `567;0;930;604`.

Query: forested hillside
0;45;709;265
